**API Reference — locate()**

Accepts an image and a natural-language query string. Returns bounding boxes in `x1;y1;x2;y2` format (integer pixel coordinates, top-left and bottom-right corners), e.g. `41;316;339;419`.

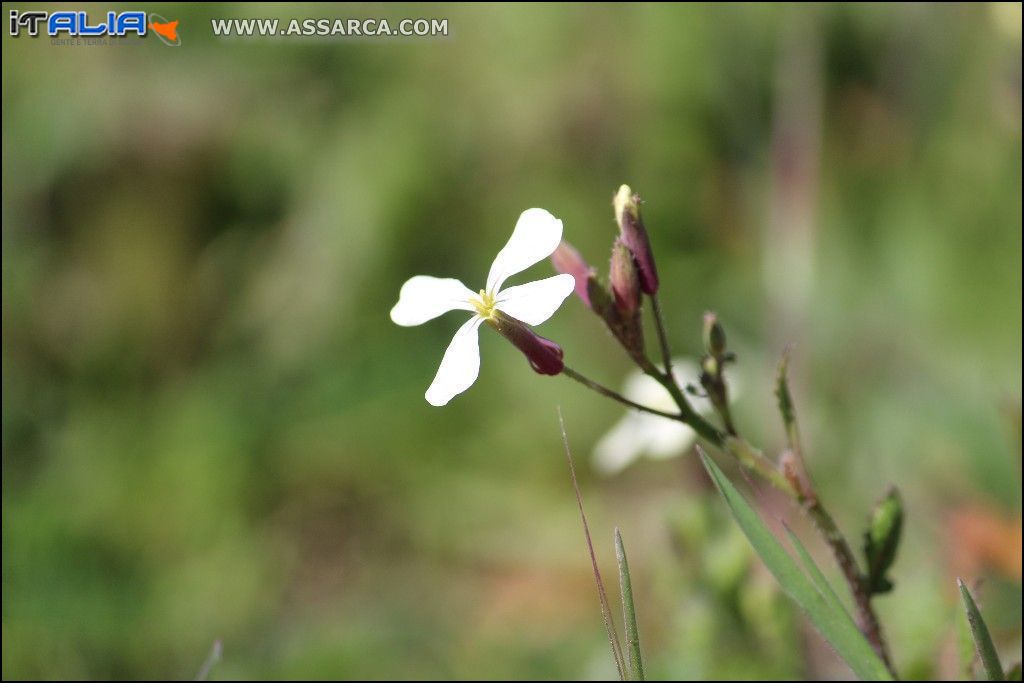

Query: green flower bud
863;487;903;594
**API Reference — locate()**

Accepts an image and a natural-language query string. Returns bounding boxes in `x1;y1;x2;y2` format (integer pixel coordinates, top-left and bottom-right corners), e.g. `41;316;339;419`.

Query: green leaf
959;578;1004;681
698;449;893;680
783;523;849;620
615;528;644;681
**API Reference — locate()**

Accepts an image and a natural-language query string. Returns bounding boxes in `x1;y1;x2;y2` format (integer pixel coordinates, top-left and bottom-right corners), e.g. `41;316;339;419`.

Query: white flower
391;208;576;406
592;359;743;475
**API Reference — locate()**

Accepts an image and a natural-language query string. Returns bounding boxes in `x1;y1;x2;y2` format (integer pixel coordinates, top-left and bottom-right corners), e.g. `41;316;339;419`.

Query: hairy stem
776;359;896;674
803;499;895;674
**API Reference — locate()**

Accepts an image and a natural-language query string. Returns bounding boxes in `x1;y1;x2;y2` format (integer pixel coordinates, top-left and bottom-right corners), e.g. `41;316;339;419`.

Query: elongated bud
614;184;659;294
703;311;727;358
555;244;646;364
551;240;594;308
610;239;641;316
486;310;564;375
863;487;903;594
584;270;645;364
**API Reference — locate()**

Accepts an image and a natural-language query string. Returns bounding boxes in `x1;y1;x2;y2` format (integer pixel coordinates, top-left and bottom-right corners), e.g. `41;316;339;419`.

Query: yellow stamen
470;289;497;319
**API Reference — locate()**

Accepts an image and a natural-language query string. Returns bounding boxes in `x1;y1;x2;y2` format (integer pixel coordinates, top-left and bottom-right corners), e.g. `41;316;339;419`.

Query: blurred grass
2;2;1021;679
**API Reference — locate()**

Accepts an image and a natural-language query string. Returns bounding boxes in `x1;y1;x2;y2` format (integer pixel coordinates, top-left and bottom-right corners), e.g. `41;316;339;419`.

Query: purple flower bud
486;310;564;375
610;239;641;316
551;240;594;308
614;184;659;295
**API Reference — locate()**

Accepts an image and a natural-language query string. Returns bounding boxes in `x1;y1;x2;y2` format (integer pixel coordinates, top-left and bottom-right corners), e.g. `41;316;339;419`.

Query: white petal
621;371;676;412
486;209;564;293
424;316;484;406
617;358;713;414
655;358;743;416
666;358;711;413
495;274;575;326
591;356;745;473
391;276;475;327
646;420;698;459
590;358;703;471
592;412;652;475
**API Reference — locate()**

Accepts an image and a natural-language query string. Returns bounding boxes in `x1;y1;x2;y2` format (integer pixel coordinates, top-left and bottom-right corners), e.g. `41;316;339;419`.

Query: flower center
470;289;497;319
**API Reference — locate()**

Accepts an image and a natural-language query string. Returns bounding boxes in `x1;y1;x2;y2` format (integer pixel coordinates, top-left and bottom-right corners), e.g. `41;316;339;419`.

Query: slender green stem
715;395;738;436
649;293;674;379
647;369;725;446
562;366;684;422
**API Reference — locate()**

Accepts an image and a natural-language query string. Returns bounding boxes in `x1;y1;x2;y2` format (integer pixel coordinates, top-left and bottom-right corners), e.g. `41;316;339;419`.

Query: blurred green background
3;2;1021;679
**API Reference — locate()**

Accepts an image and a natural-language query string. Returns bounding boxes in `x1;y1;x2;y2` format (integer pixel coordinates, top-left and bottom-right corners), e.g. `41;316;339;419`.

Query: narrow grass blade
783;522;850;620
698;447;892;680
559;409;627;680
615;527;644;681
958;578;1004;681
957;593;979;680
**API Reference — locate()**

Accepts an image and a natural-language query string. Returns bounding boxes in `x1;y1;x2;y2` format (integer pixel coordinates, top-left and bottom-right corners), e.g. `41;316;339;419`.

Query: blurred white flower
391;208;575;406
592;358;742;475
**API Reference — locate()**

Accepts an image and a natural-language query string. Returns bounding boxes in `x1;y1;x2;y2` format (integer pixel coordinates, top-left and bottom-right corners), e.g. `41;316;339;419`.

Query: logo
148;14;180;46
8;10;180;45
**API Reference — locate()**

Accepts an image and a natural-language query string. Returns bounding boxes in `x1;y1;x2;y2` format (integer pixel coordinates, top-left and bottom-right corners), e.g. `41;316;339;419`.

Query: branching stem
563;335;897;677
